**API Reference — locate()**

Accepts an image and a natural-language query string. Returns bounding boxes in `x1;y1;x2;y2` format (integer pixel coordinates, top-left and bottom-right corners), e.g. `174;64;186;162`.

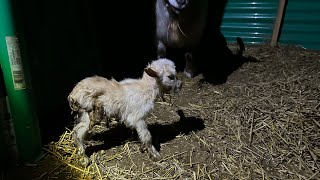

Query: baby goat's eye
168;75;175;80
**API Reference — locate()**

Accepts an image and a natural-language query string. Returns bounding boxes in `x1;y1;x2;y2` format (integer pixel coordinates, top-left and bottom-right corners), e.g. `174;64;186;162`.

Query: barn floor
5;44;320;179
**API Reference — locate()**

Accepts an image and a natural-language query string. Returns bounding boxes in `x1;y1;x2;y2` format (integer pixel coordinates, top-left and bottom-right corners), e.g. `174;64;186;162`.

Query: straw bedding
29;44;320;179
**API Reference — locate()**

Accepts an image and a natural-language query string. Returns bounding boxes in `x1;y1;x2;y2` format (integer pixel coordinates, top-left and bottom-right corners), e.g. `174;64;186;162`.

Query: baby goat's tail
67;86;100;113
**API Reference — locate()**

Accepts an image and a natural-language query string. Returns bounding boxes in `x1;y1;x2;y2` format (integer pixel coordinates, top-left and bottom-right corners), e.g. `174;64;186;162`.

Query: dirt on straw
13;44;320;180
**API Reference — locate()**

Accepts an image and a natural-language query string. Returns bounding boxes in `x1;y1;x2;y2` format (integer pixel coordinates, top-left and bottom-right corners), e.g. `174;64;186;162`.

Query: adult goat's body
155;0;208;78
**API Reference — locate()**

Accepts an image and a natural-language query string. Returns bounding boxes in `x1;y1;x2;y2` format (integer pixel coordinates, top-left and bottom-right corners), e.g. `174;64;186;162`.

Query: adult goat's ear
144;68;159;78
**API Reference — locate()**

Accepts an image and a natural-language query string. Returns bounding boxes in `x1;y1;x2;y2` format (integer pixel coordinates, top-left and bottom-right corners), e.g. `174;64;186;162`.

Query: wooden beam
271;0;287;46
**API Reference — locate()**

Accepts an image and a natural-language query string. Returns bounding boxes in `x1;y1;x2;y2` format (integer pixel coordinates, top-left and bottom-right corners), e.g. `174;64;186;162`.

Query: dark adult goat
155;0;208;78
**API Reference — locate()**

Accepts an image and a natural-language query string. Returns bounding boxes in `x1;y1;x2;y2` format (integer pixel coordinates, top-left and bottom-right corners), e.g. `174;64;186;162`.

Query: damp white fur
68;58;181;166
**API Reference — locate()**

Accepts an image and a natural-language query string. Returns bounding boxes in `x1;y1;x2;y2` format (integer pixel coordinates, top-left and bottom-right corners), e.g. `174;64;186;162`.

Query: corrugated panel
279;0;320;50
221;0;278;44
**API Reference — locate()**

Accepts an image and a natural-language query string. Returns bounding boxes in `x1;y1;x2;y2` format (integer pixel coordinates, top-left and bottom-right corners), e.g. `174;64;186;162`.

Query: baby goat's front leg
135;120;160;160
73;111;90;166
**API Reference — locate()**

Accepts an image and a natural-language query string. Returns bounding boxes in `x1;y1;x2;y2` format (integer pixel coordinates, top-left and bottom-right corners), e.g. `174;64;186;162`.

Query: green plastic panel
0;0;43;163
221;0;278;44
279;0;320;50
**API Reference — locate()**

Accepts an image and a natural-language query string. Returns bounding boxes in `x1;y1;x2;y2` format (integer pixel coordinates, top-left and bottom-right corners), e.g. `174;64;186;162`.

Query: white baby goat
68;58;182;165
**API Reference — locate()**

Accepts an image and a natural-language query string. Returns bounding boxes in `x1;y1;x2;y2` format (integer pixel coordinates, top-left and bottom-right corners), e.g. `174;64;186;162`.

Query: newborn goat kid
68;58;181;164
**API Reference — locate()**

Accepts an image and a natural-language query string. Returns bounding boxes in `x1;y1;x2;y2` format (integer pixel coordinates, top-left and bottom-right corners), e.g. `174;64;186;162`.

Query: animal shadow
150;109;205;151
197;36;259;85
85;110;205;156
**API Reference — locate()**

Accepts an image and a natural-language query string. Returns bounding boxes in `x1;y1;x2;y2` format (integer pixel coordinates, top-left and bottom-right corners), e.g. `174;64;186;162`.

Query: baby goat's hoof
148;146;161;161
140;144;161;161
79;156;90;168
140;144;147;153
76;145;86;156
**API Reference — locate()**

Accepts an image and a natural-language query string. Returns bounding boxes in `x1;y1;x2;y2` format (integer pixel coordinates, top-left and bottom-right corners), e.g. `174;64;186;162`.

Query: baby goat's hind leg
73;111;90;166
135;120;161;160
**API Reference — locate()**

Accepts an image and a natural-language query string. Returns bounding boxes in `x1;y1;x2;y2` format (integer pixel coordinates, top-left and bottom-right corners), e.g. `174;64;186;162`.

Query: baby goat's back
68;76;122;111
98;77;158;121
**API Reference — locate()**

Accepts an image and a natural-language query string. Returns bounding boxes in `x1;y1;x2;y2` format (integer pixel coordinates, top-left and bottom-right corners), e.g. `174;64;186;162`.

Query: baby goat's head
145;58;182;93
165;0;189;14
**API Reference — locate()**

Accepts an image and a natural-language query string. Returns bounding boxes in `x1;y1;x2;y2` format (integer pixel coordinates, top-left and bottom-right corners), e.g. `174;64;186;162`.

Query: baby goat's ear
144;68;159;78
